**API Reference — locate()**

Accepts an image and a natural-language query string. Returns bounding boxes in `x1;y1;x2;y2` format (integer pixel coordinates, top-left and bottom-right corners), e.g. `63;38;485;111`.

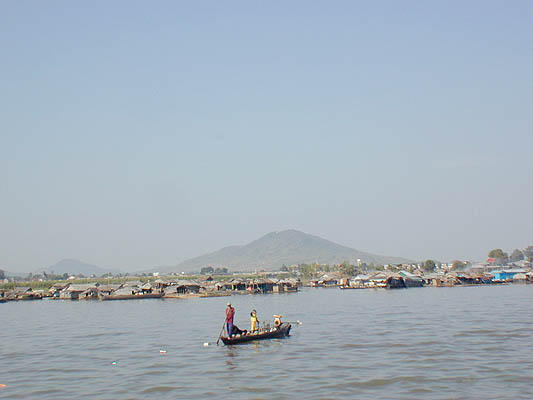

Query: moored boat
339;285;366;290
220;322;291;345
99;293;164;301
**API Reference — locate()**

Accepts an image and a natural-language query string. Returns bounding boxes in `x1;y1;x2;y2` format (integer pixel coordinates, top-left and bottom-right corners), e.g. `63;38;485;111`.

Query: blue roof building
491;269;526;281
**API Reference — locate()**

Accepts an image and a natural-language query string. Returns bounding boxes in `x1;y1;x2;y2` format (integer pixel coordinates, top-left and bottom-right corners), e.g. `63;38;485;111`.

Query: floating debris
203;342;210;347
0;384;7;388
111;361;117;365
159;350;167;354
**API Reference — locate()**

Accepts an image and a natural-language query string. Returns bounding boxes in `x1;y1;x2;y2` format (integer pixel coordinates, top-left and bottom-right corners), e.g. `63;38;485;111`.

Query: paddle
285;320;303;325
216;321;226;345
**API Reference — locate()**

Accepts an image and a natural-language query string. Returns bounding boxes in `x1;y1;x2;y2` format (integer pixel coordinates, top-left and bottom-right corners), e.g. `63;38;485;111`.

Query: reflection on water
2;285;533;399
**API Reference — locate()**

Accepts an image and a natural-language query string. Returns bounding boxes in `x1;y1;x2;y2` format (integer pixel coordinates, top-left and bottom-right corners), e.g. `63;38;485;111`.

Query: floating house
152;279;169;291
308;279;321;287
49;282;70;297
512;273;528;283
111;286;141;296
248;278;275;293
221;279;247;291
276;278;300;292
368;272;388;288
422;273;446;287
140;282;155;294
59;284;98;300
4;287;42;300
97;284;121;296
349;274;371;288
385;274;407;289
491;269;527;282
319;274;340;287
399;271;424;287
164;281;201;296
175;280;201;294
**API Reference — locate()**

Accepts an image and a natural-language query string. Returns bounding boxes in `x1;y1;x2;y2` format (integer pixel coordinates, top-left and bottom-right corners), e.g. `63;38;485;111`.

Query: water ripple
2;285;533;399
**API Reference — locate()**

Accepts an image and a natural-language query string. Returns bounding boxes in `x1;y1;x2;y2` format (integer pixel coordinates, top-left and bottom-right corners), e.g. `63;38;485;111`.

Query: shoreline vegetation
1;259;533;302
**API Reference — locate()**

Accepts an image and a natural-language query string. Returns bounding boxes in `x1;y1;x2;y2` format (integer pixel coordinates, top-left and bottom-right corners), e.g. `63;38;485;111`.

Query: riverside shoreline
1;268;531;303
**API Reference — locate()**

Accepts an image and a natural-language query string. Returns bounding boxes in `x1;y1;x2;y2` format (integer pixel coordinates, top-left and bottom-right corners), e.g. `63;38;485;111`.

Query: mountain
159;229;412;273
36;259;122;277
2;270;27;278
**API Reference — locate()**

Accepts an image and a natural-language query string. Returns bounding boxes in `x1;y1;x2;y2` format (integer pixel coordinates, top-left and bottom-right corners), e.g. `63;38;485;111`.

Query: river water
2;285;533;399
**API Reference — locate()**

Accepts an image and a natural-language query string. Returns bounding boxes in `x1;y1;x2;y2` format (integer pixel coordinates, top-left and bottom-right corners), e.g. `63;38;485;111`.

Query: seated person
231;325;248;336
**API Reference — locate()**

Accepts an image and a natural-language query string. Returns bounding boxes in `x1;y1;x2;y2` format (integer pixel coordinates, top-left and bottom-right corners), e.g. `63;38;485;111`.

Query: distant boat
99;293;164;301
339;285;366;290
220;323;292;345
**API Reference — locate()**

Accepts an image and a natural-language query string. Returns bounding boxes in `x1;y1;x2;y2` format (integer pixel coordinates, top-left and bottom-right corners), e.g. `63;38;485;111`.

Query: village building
399;271;424;287
59;284;99;300
491;269;527;282
247;278;276;293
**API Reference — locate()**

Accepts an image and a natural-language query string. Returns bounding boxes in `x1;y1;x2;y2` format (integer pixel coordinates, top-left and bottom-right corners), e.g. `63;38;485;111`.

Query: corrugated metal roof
64;284;97;291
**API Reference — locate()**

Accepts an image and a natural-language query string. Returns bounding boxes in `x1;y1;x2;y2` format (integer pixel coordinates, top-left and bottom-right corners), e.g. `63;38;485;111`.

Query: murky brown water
2;285;533;399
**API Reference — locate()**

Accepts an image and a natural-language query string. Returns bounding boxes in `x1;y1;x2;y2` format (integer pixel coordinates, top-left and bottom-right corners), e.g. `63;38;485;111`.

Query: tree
280;265;288;272
524;246;533;263
298;264;314;279
338;261;355;277
423;260;436;272
214;267;228;275
200;267;214;275
451;260;464;270
488;249;509;263
510;249;524;262
0;269;5;280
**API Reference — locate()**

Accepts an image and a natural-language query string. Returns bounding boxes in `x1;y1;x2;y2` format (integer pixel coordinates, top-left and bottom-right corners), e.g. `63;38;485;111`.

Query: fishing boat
220;322;292;345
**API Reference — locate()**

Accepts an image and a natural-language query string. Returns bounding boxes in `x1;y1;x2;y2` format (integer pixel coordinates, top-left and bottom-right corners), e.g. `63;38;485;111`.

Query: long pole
216;321;226;345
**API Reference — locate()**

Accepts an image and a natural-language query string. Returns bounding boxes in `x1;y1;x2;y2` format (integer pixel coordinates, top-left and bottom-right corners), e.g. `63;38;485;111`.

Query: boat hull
99;293;164;301
221;323;291;345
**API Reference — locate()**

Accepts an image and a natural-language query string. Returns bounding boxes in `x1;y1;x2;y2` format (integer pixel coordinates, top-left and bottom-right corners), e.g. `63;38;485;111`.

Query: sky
1;1;532;272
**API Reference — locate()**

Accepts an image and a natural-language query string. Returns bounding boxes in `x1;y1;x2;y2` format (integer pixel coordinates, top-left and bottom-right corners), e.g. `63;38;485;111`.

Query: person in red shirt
225;303;235;337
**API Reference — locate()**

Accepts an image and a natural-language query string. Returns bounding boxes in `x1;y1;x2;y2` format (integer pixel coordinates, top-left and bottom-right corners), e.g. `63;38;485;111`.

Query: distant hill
2;270;27;278
36;259;122;277
158;229;412;273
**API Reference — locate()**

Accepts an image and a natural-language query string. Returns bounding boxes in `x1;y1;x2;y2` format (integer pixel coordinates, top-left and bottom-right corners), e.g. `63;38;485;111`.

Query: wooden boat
220;323;291;345
339;285;366;290
99;293;164;301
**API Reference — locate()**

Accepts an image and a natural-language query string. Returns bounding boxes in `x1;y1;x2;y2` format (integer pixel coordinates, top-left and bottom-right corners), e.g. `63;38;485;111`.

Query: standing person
250;309;259;333
225;303;235;337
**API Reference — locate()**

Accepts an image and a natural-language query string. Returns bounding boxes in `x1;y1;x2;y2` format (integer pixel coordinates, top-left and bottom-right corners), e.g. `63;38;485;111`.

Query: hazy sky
1;1;532;272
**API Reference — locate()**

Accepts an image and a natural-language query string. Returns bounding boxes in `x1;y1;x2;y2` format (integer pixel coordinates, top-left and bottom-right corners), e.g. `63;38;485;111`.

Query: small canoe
220;323;291;345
